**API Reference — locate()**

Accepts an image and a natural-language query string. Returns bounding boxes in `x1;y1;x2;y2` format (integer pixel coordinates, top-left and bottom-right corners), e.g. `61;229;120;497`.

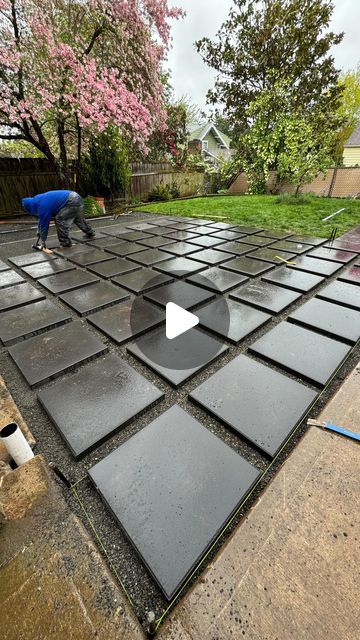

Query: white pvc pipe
0;422;34;466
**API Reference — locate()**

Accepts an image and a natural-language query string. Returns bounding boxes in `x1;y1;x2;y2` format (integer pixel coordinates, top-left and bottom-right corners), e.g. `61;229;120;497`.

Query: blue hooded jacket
22;190;71;241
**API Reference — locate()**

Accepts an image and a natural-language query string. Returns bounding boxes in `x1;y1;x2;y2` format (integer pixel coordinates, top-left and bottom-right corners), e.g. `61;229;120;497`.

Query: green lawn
135;195;360;237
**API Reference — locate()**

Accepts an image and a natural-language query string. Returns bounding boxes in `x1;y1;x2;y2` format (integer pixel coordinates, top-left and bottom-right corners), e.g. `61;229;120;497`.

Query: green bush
170;180;180;199
81;125;130;201
83;196;104;217
275;192;313;205
148;181;172;202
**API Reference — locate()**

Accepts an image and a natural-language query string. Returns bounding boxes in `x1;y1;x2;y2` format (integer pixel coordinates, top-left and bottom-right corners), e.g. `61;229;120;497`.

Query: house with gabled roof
343;123;360;166
188;122;234;163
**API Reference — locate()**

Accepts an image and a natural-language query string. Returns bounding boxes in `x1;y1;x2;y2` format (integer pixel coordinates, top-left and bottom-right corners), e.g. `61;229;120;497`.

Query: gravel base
1;211;359;631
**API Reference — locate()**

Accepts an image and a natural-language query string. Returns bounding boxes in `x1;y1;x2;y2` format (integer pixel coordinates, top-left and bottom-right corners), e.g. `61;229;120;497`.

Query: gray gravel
0;211;359;630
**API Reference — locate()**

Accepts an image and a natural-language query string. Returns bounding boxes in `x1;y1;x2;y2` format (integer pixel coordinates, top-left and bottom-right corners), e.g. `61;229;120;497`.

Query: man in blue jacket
22;190;95;250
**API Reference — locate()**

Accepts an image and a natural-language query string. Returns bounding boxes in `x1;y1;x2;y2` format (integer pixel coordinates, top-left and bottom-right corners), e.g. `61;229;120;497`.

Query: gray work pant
55;192;94;247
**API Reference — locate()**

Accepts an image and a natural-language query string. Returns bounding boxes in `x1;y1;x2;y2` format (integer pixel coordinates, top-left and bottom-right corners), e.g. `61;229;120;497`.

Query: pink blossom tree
0;0;183;182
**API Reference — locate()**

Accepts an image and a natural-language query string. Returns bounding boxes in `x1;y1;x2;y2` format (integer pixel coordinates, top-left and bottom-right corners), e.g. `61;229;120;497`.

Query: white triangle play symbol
166;302;199;340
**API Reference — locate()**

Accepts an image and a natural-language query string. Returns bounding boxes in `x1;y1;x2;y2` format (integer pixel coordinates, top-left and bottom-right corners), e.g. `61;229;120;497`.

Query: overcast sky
167;0;360;115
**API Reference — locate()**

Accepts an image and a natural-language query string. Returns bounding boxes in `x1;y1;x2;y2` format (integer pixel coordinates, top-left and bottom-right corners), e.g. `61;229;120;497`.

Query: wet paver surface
1;216;360;624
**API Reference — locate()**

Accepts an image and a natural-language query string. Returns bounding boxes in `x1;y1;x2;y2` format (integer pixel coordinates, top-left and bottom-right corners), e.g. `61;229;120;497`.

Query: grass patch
135;194;360;237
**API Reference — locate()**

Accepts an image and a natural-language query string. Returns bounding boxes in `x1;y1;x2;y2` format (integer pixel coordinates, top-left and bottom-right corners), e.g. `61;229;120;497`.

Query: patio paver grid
1;216;360;611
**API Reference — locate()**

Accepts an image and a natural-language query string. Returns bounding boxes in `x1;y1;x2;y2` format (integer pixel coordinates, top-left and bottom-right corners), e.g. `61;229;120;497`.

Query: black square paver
338;265;360;286
38;270;99;294
257;230;293;240
188;235;226;249
100;224;131;236
221;257;274;277
188;225;216;234
316;281;360;311
289;298;360;345
208;222;236;230
288;256;342;276
210;230;245;241
53;245;91;259
127;248;173;266
158;242;199;256
154;257;207;278
70;230;107;242
186;267;248;293
0;282;45;312
0;270;24;288
88;299;164;344
307;247;357;263
8;322;107;387
105;242;147;257
127;327;227;386
88;405;259;599
136;236;176;249
249;322;351;386
0;299;72;346
116;231;151;242
188;249;233;265
262;267;324;292
87;258;139;279
9;252;57;267
21;259;75;279
163;230;199;242
126;222;157;231
232;226;263;234
189;354;317;457
230;281;301;314
217;242;257;257
270;240;309;255
242;235;275;247
0;260;10;272
67;249;114;266
59;282;130;316
87;237;122;249
249;248;296;264
112;269;172;294
144;280;215;310
197;298;271;343
38;353;163;459
286;235;327;246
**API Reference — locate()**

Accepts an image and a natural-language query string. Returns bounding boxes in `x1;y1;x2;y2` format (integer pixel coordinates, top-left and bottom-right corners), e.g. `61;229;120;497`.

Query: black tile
87;258;139;278
323;239;360;253
100;224;131;236
59;282;130;316
70;230;107;242
116;231;151;242
286;235;327;246
190;355;317;457
127;248;173;266
38;270;99;294
187;236;226;249
242;235;275;247
249;248;296;264
209;230;245;241
112;268;172;294
232;226;263;234
163;231;199;241
144;280;215;310
338;265;360;286
188;249;233;265
0;282;45;312
186;268;248;293
105;242;147;257
126;222;157;231
316;280;360;311
249;322;351;386
159;242;199;257
53;245;91;258
136;236;176;249
142;226;169;236
197;298;271;343
288;256;342;277
269;240;309;255
154;257;207;278
307;247;357;263
221;256;273;276
127;327;227;386
8;322;107;387
289;298;360;345
88;298;164;344
67;249;114;266
87;237;123;249
0;270;24;288
262;267;324;292
257;230;293;240
21;259;75;279
89;405;259;599
9;252;57;267
38;353;163;459
207;222;237;230
0;299;72;346
0;260;10;272
219;242;257;257
160;222;196;231
230;280;301;314
187;225;216;234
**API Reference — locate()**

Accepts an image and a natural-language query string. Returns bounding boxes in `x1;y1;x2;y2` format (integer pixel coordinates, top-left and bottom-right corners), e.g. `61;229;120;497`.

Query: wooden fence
0;159;204;216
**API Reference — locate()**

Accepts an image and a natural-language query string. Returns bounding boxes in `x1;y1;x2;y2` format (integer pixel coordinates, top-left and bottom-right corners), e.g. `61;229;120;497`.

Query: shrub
81;125;130;201
170;180;180;199
148;181;172;201
83;196;104;217
275;192;313;205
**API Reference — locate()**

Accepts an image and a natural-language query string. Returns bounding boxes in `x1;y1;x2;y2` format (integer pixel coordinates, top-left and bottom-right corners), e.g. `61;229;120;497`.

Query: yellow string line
274;255;297;265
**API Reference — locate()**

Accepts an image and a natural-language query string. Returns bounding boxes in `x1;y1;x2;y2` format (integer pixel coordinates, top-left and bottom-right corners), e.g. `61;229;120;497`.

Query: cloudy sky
167;0;360;114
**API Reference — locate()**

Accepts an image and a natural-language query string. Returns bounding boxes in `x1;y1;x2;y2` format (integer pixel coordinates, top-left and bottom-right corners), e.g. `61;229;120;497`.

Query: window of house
202;140;208;150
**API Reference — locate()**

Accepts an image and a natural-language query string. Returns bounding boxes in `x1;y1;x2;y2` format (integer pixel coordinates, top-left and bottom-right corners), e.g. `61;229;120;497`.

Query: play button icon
166;302;199;339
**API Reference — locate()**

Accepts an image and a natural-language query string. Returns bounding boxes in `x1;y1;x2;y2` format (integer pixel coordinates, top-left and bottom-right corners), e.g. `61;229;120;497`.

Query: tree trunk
57;120;72;187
